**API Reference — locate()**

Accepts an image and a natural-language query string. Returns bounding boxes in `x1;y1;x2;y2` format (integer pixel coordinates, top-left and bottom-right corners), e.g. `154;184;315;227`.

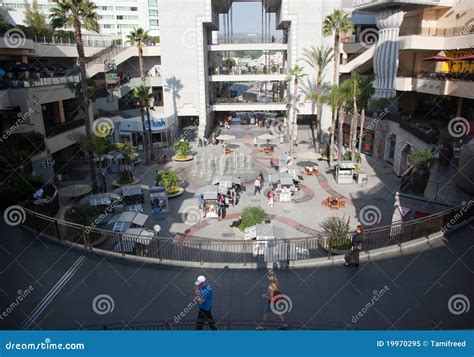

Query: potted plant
410;148;436;194
319;216;351;254
173;139;193;161
156;169;183;197
239;206;266;232
438;134;454;166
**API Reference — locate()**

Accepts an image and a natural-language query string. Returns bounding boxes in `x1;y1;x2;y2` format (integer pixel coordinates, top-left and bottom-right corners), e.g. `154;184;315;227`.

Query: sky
220;2;277;35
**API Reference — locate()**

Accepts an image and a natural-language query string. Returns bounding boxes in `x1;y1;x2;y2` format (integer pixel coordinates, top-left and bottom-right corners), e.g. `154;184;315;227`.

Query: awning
422;56;453;61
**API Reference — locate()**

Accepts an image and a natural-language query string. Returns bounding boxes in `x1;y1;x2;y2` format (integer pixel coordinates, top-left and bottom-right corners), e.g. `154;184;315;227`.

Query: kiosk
150;186;169;219
335;161;357;184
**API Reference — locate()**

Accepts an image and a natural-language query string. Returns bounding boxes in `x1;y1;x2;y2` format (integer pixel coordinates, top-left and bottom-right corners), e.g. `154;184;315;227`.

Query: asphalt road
1;220;473;330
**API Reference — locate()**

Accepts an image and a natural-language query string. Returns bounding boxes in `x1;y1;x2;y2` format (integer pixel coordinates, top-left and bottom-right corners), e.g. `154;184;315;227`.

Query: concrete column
456;97;463;117
53;100;66;124
372;9;405;101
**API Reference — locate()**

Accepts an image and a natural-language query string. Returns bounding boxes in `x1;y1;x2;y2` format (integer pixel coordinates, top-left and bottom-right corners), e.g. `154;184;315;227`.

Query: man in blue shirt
194;275;217;330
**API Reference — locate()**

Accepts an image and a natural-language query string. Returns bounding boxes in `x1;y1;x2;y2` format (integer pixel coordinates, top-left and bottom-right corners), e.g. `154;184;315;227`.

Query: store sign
144;118;167;132
105;73;118;85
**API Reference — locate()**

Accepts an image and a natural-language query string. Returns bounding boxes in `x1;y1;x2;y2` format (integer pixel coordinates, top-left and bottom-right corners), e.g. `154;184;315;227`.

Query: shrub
0;173;44;195
174;139;191;158
239;206;266;232
156;170;179;194
328;237;352;250
320;216;351;240
65;203;96;226
412;148;436;168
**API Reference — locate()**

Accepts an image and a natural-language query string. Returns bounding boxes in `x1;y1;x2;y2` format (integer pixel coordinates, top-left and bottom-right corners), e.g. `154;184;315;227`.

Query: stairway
86;46;136;78
340;45;375;74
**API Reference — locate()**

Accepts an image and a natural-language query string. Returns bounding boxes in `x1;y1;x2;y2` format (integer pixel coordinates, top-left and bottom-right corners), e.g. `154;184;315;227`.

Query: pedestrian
253;136;258;149
267;190;274;207
254;177;261;195
198;137;203;148
229;187;236;206
194;275;217;330
257;271;288;330
197;194;203;209
344;225;364;267
259;171;264;186
203;137;208;147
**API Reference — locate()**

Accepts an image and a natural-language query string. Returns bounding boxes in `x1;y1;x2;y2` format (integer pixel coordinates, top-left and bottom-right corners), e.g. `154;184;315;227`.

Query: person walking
194;276;217;330
198;137;203;148
254;177;261;195
267;190;274;207
344;225;364;267
253;136;258;149
257;271;288;330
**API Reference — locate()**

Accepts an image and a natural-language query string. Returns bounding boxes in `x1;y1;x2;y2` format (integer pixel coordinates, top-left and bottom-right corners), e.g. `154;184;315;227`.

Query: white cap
194;275;206;286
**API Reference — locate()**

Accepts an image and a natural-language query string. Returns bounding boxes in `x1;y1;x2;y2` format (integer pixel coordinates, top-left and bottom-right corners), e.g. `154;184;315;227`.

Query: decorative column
372;9;405;101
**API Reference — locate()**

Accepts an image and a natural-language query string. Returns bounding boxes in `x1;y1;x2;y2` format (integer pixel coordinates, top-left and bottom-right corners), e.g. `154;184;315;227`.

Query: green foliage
302;45;334;85
3;149;30;163
127;27;151;48
328;237;352;250
155;170;179;193
0;173;44;194
24;0;51;35
174;139;191;157
65;203;96;226
69;132;110;155
320;216;351;240
412;148;436;168
239;206;266;232
224;57;236;69
118;171;134;185
322;9;354;37
114;140;137;183
355;152;362;163
343;151;352;161
65;78;97;102
49;0;100;34
132;85;153;106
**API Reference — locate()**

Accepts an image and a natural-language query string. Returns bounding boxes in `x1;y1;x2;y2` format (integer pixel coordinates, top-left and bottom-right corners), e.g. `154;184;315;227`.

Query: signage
144;118;167;132
105;73;118;85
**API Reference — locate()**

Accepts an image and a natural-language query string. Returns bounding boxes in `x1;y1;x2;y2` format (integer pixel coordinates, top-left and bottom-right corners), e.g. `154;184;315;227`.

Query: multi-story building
341;0;473;176
158;0;345;139
1;0;160;38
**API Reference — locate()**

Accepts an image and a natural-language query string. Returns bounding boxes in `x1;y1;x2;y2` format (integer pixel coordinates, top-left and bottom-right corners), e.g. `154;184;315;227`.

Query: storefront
115;113;176;150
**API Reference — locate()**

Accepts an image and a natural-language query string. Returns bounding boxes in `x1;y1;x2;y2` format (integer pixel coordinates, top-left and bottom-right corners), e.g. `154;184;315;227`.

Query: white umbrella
298;151;320;162
257;133;276;141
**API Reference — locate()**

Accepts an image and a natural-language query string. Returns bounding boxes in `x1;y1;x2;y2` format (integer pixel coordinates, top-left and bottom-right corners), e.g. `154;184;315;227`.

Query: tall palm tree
357;75;375;157
50;0;100;193
322;9;354;85
132;85;154;164
286;65;306;154
127;27;150;83
321;84;346;163
344;72;361;158
302;45;334;151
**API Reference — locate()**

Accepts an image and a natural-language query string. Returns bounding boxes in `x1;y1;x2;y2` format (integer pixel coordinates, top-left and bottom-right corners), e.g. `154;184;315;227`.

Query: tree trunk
351;97;358;160
338;108;344;162
146;106;154;161
315;99;322;153
329;109;336;164
139;47;145;83
358;108;366;157
291;79;298;152
74;21;98;193
333;31;340;85
140;105;150;164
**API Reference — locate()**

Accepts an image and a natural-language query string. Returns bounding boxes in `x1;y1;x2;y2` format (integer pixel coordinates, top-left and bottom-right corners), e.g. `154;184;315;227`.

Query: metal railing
19;203;473;266
6;75;81;89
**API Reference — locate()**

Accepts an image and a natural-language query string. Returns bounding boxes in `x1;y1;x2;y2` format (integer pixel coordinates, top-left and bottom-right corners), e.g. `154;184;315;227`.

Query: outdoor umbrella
422;55;453;61
257;133;276;141
0;68;5;77
215;134;236;145
58;184;92;198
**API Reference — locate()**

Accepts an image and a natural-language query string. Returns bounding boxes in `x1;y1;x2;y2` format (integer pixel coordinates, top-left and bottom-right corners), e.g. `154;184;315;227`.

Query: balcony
44;119;85;138
1;75;81;89
395;71;474;99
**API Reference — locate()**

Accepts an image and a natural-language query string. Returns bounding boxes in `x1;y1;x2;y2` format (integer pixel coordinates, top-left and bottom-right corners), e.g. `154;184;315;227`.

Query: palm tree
344;72;361;158
50;0;100;193
322;9;354;85
357;75;375;157
127;27;150;83
321;84;346;163
132;84;154;164
286;65;306;154
302;45;334;151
